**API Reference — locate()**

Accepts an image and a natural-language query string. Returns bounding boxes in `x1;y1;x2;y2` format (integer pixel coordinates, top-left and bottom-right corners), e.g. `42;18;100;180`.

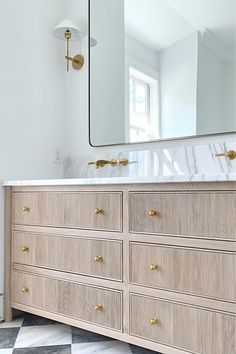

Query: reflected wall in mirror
89;0;236;146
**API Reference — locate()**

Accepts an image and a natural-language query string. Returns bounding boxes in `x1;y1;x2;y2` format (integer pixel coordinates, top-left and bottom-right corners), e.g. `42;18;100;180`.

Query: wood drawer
12;271;122;331
130;294;236;354
130;192;236;240
13;192;122;231
130;243;236;302
13;232;122;281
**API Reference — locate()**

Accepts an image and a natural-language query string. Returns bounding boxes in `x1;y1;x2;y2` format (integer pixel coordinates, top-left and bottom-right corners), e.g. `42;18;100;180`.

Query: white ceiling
125;0;236;51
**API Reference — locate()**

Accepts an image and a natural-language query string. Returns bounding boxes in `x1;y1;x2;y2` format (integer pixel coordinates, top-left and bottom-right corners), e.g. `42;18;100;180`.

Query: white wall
0;0;66;319
159;32;198;138
197;41;223;134
197;41;236;134
90;0;125;146
222;60;236;131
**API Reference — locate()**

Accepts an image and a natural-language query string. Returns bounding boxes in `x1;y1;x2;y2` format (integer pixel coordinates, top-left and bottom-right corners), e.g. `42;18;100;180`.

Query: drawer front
130;192;236;240
13;232;122;281
130;243;236;302
13;192;122;231
12;271;122;331
130;294;236;354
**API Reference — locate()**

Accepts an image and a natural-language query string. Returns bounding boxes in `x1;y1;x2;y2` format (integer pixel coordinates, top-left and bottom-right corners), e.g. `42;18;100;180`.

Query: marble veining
3;140;236;186
63;140;236;182
0;314;159;354
14;324;71;348
71;341;132;354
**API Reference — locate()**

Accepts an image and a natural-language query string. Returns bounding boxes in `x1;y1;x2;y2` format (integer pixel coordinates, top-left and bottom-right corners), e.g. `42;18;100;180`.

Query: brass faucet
215;150;236;160
88;158;129;169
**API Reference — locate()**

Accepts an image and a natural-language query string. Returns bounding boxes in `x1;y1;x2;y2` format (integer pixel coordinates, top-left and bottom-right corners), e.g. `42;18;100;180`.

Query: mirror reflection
90;0;236;146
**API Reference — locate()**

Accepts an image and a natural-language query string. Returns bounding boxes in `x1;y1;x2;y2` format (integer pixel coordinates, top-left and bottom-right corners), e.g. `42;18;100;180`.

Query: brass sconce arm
65;55;84;70
215;150;236;160
88;159;129;169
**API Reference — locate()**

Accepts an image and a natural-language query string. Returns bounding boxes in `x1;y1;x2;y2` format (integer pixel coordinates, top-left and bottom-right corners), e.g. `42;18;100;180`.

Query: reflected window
129;67;159;143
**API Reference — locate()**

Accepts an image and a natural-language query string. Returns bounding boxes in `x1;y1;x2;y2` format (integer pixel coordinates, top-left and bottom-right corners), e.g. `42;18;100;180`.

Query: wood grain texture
4;187;12;322
13;232;122;281
130;192;236;240
130;243;236;302
12;271;122;331
130;294;236;354
10;303;190;354
6;182;236;354
13;192;122;232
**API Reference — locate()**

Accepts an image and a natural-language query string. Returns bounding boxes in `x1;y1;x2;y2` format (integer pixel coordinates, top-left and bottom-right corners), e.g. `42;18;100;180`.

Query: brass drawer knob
21;246;29;252
148;210;157;217
94;256;103;262
95;304;103;311
150;263;158;271
21;287;29;293
150;318;158;326
215;150;236;160
95;208;103;215
22;207;30;212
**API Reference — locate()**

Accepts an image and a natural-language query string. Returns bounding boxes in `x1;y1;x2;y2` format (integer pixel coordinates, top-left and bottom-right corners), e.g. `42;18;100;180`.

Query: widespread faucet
88;158;129;169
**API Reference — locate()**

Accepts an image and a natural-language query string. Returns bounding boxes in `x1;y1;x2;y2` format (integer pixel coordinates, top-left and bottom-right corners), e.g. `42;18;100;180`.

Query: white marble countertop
3;174;236;186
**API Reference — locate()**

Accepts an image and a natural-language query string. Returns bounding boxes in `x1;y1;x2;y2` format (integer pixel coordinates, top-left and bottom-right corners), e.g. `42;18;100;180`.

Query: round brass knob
22;207;30;212
150;318;158;326
148;210;157;217
95;208;103;215
21;246;29;252
94;256;103;262
150;264;158;271
21;287;29;293
95;304;103;311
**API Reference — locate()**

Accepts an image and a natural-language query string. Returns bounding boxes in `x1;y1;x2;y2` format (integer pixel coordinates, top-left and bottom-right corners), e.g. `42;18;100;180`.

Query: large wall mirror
89;0;236;146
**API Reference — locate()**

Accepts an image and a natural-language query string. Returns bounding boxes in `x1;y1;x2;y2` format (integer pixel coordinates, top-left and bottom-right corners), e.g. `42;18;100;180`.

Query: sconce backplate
72;55;84;70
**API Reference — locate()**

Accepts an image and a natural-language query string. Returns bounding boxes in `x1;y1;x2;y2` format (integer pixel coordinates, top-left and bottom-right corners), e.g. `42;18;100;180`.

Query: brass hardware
21;287;29;293
65;30;71;72
215;150;236;160
21;246;29;252
95;208;103;215
64;30;84;71
88;158;129;169
22;207;30;212
150;318;158;326
118;158;129;166
65;55;84;70
95;256;103;262
150;263;158;271
95;304;103;311
148;210;157;217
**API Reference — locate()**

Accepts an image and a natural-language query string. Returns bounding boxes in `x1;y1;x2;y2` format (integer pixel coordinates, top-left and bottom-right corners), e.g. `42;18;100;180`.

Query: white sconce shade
90;37;97;47
53;19;82;40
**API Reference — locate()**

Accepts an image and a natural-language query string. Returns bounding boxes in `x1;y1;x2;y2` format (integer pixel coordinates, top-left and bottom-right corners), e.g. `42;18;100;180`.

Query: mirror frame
88;0;236;148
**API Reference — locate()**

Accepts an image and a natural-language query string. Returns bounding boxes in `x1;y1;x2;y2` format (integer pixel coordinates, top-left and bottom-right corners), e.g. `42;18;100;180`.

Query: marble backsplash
63;140;236;181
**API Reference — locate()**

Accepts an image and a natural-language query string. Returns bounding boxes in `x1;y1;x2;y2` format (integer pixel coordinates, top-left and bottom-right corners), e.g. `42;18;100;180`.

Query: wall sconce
53;19;84;72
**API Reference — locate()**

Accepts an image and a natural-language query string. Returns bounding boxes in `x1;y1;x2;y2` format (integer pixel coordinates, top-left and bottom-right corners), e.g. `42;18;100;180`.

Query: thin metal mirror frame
88;0;236;148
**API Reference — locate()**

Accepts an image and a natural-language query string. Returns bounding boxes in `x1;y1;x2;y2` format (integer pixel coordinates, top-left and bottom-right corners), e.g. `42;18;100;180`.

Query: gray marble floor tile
72;341;132;354
0;349;14;354
0;318;23;329
14;325;72;348
130;344;162;354
72;327;113;343
22;315;58;327
13;345;71;354
0;328;19;349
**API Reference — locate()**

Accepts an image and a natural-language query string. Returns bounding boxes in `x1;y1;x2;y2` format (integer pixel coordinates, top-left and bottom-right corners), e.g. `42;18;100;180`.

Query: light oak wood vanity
4;181;236;354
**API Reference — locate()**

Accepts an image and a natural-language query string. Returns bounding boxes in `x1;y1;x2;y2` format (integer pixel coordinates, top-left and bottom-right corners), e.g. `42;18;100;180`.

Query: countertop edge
2;174;236;187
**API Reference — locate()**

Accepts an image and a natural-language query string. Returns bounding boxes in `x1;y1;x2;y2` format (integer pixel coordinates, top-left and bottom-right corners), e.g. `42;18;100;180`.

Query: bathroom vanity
4;178;236;354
